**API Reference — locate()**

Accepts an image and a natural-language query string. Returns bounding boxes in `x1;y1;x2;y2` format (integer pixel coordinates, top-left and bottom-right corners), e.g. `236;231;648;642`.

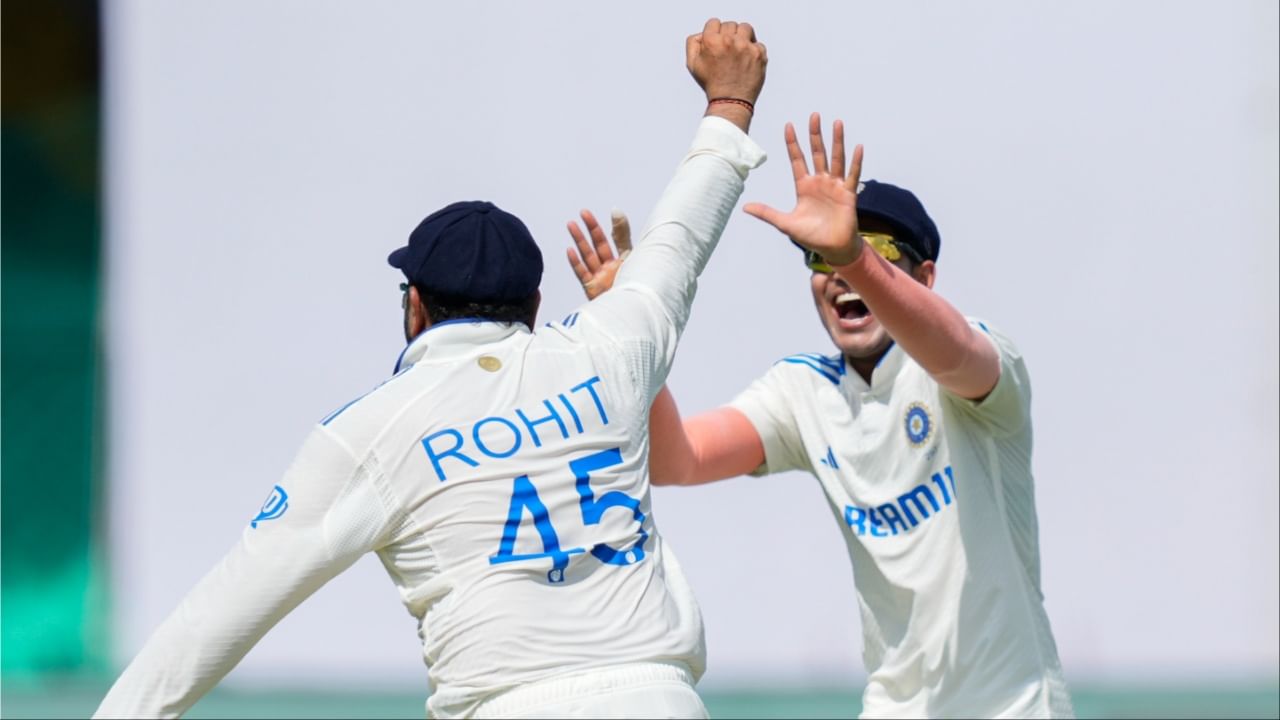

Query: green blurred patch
1;0;107;677
1;678;1276;719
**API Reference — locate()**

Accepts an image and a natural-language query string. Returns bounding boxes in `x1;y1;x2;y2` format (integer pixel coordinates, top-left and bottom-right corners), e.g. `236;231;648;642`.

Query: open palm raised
566;209;632;300
744;113;866;267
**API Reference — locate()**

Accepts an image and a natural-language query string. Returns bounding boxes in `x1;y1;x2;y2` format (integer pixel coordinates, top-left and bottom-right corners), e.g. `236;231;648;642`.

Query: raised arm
566;213;766;486
602;19;767;335
563;19;768;423
829;237;999;399
744;115;1000;400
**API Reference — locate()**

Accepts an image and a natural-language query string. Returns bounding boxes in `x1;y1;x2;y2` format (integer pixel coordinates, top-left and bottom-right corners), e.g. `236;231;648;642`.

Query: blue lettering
877;503;910;535
422;429;479;482
570;448;646;566
898;484;941;527
867;506;888;537
417;377;616;482
844;505;867;536
849;467;958;538
473;416;522;459
490;475;585;583
516;400;570;448
558;393;584;434
931;470;953;505
570;376;609;425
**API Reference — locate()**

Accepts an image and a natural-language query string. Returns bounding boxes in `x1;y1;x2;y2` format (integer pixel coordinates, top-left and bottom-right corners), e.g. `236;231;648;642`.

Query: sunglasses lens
804;251;833;273
861;233;902;262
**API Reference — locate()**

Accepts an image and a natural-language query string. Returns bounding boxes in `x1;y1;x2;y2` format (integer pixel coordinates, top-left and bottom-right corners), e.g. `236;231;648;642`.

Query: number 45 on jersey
489;447;648;584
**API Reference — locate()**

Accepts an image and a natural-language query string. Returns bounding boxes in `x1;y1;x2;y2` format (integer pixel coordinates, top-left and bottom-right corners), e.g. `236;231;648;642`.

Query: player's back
91;114;763;720
321;315;703;717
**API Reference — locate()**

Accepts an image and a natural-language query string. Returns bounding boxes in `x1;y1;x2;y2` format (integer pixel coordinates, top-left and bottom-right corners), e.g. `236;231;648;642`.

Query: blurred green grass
2;677;1276;718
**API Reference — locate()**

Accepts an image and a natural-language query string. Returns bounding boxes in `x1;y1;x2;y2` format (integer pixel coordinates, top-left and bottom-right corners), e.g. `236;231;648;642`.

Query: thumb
686;33;702;72
743;202;791;233
611;209;633;254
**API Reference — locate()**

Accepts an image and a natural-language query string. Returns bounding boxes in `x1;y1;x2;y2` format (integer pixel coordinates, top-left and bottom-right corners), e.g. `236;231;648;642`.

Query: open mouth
835;292;870;322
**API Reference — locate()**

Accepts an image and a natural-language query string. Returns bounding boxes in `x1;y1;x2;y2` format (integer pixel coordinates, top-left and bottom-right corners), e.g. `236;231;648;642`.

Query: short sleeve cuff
727;396;790;477
941;320;1031;435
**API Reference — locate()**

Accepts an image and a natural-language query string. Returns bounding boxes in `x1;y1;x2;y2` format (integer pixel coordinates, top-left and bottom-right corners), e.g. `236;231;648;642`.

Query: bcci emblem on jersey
904;402;933;447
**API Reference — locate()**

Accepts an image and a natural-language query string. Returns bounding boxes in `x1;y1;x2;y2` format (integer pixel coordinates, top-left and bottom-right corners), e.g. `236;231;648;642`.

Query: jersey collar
393;318;530;374
843;341;906;394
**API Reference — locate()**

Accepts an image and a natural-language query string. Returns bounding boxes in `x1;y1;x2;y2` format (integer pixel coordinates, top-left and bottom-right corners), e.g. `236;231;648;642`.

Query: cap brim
387;246;409;268
857;208;917;249
856;206;899;229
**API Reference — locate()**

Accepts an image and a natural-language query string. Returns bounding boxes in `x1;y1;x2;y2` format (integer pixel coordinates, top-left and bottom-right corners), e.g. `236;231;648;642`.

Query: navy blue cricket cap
855;179;941;263
388;200;543;302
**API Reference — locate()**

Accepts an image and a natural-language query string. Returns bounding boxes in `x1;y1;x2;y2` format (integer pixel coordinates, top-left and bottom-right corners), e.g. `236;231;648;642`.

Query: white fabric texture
469;662;706;719
730;322;1075;719
94;116;765;719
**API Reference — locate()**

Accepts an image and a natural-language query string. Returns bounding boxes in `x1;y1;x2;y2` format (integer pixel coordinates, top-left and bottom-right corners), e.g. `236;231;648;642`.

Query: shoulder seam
774;352;844;386
319;365;416;426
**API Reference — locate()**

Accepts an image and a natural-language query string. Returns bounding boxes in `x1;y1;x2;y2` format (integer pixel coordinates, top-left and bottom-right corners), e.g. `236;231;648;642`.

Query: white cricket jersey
94;116;765;720
730;324;1074;719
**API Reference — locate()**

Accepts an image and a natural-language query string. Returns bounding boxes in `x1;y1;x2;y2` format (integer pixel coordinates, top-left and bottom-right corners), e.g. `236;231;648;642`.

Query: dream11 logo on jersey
251;485;289;528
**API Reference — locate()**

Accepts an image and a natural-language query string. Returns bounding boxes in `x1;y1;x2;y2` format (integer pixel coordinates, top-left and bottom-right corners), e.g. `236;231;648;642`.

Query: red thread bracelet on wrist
708;97;755;113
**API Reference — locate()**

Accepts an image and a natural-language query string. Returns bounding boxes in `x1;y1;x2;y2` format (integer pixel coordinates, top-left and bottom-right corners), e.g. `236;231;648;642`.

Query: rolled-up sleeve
578;116;766;394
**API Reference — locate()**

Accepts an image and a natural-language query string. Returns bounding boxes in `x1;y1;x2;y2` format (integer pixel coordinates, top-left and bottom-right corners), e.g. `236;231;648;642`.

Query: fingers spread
743;202;790;233
566;247;593;286
830;119;846;180
845;144;865;192
568;216;601;272
581;209;615;263
808;112;828;176
784;122;809;182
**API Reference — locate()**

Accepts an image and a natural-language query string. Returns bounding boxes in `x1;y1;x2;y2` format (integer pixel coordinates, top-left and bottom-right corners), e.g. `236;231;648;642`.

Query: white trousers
469;662;708;719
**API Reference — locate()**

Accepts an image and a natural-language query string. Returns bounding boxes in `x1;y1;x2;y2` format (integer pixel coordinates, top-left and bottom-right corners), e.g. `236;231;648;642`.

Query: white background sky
105;0;1278;689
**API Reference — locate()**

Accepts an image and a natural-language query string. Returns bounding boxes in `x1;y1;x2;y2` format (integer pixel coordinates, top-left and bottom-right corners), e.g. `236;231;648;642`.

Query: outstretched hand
566;209;632;300
744;113;865;267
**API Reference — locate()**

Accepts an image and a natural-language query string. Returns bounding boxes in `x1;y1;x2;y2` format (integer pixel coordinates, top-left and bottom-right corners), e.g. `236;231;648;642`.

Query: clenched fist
686;18;767;106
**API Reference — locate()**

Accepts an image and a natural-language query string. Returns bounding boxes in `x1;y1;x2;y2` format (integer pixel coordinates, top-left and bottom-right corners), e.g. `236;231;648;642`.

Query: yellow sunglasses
803;233;914;273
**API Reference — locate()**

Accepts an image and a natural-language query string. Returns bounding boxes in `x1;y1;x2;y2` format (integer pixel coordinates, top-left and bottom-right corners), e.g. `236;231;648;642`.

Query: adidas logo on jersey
818;447;839;469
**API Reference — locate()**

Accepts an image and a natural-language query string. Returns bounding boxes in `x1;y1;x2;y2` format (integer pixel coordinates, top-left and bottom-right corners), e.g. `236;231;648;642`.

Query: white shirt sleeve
93;427;397;719
577;115;766;393
728;363;812;476
940;321;1032;437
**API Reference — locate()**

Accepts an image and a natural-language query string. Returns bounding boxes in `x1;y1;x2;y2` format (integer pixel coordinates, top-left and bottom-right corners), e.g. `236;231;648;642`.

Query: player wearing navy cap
95;18;768;719
568;115;1074;718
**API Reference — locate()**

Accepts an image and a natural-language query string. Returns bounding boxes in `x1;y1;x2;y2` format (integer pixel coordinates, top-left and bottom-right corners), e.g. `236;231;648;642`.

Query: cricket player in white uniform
94;19;767;719
568;117;1074;718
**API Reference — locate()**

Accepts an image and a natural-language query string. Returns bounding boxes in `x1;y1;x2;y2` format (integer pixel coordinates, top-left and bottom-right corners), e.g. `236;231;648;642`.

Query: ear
409;285;431;334
913;260;937;289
